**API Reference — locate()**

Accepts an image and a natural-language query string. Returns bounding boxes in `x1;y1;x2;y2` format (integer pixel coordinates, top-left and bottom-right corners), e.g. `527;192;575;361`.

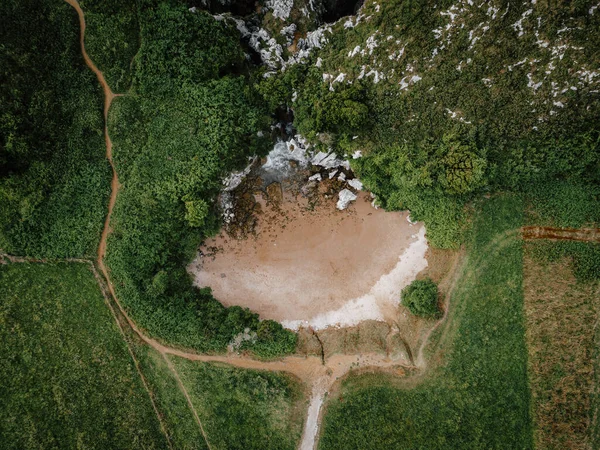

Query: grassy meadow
523;182;600;448
0;262;168;449
318;195;533;449
170;357;307;450
132;343;210;449
524;248;599;449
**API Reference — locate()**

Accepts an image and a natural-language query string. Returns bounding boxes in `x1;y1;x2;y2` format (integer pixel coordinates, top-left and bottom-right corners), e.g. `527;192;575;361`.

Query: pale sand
189;192;428;329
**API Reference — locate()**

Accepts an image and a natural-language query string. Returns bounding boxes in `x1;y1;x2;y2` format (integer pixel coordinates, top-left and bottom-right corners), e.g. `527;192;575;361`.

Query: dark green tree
401;278;440;318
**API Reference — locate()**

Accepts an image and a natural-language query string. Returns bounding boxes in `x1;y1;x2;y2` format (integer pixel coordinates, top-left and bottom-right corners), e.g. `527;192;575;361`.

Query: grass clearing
523;248;600;449
170;356;307;450
0;262;168;449
132;343;209;449
318;195;533;449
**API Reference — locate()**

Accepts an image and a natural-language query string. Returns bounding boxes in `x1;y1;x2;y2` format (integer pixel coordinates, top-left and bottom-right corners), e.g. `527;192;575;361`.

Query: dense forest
101;0;297;355
0;0;110;257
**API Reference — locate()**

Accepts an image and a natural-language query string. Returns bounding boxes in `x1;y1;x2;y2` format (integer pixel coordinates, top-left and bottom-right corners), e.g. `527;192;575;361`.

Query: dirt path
62;1;179;446
522;226;600;242
64;0;120;270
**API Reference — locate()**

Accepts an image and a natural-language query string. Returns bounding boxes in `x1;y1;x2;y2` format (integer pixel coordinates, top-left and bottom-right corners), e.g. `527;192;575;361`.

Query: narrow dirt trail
63;0;120;271
63;1;178;447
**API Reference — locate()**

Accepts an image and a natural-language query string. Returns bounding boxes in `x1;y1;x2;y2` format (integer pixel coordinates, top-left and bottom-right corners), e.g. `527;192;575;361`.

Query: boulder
336;189;357;210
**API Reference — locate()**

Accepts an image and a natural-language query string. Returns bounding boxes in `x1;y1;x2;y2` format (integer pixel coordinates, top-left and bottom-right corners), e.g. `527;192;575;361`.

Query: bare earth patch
524;248;600;449
189;191;428;330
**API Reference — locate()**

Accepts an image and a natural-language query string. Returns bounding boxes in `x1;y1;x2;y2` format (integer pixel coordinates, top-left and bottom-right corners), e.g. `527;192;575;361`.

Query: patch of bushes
526;180;600;229
79;0;140;92
106;1;296;356
0;0;110;258
401;278;439;318
134;1;246;95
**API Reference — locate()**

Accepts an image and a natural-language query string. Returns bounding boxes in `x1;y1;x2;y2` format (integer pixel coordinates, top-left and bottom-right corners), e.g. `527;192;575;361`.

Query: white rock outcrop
337;189;357;210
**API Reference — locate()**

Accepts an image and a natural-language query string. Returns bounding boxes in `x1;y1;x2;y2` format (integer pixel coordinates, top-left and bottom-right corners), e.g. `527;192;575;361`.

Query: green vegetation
521;180;600;448
523;246;599;449
0;262;168;449
527;180;600;229
527;240;600;282
171;357;306;450
319;195;533;449
132;344;209;449
262;0;600;247
526;180;600;282
2;2;599;446
106;0;296;355
401;278;439;318
134;2;245;96
79;0;140;92
0;0;110;258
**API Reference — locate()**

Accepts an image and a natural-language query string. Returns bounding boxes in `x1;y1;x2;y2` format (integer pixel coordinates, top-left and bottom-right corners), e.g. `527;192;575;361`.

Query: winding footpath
64;0;119;279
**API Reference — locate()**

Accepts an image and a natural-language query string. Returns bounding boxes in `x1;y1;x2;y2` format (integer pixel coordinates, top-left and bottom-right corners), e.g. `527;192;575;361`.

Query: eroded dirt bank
522;226;600;242
190;190;428;329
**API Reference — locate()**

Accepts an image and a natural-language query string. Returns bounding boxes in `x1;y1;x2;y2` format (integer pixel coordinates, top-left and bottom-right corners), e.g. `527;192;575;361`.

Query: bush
103;1;296;357
0;0;110;258
401;278;439;318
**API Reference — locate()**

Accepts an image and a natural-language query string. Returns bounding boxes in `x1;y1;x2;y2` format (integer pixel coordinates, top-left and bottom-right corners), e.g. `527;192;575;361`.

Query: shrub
401;278;439;318
0;0;110;258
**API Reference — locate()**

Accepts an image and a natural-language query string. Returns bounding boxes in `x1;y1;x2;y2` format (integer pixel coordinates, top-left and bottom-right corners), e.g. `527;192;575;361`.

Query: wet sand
189;192;428;329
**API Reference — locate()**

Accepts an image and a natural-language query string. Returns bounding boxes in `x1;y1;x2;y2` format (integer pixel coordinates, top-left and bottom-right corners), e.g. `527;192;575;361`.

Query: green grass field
170;357;307;450
318;195;533;449
132;343;209;449
0;262;168;449
524;246;599;449
522;183;600;448
0;261;309;450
